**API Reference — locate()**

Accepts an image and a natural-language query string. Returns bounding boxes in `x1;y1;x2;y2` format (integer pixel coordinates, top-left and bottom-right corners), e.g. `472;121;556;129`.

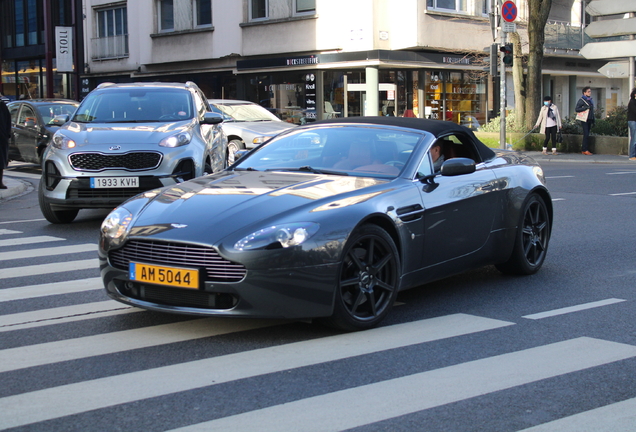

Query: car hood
61;120;193;147
222;120;295;137
127;170;389;243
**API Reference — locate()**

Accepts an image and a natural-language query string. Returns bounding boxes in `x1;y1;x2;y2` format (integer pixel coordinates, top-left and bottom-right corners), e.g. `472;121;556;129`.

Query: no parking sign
501;1;517;23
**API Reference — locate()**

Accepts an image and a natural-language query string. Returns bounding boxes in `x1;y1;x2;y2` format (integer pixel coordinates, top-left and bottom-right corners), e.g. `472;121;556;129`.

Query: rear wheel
325;225;400;332
38;179;78;224
496;193;550;275
227;139;245;165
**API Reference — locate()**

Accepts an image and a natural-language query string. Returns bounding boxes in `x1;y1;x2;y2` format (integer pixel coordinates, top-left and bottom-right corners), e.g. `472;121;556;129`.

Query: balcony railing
91;34;129;60
544;20;630;51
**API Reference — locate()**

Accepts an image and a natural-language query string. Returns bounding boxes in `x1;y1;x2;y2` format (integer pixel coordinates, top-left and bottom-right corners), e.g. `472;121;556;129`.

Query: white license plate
90;177;139;188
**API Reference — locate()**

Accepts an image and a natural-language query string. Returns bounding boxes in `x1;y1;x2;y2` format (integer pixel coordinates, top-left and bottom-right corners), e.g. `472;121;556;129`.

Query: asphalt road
1;155;635;431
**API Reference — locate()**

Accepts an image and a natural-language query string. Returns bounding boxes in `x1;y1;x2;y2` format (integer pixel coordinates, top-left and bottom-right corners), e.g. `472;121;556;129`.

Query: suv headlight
51;131;76;149
159;131;192;147
234;222;320;251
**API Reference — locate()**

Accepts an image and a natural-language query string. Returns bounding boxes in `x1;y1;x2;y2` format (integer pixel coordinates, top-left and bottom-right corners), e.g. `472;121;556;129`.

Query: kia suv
39;82;226;223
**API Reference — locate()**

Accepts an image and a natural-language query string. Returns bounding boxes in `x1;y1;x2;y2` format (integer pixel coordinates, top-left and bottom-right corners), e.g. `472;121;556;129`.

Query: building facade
0;0;84;100
1;0;632;129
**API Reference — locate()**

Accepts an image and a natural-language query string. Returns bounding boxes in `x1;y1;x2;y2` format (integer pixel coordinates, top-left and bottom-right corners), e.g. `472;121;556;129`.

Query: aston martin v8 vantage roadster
99;117;552;331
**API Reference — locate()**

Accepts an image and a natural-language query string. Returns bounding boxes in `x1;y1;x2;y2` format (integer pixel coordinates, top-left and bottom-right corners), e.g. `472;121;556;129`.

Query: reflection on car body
100;117;552;331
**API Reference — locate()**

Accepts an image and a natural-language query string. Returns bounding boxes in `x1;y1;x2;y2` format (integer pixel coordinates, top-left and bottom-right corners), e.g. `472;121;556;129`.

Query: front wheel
325;225;401;332
496;193;551;275
38;179;79;224
227;139;245;165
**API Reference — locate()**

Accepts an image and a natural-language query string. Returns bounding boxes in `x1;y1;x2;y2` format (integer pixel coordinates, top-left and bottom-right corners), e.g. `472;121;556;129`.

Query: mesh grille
110;240;247;283
69;152;162;171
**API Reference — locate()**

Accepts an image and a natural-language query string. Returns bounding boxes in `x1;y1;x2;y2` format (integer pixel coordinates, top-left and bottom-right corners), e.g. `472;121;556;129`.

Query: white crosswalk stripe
0;314;513;429
0;244;96;261
0;277;103;301
0;235;64;247
0;258;98;279
166;338;636;432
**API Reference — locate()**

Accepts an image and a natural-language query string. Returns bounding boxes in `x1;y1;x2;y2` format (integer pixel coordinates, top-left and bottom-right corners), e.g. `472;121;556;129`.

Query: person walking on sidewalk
575;87;595;155
628;87;636;161
535;95;562;155
0;94;11;189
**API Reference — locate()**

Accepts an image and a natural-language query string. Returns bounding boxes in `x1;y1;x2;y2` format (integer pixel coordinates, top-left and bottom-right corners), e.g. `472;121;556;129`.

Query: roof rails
96;82;116;89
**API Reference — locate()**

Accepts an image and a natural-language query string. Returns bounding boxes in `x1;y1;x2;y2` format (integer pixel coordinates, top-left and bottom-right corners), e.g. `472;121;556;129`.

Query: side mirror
202;112;224;125
50;114;70;126
440;158;476;176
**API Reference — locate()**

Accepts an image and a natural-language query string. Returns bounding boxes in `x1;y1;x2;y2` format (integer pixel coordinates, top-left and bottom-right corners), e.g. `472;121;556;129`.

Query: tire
38;179;79;224
496;193;550;275
203;161;213;176
325;224;401;332
227;139;245;165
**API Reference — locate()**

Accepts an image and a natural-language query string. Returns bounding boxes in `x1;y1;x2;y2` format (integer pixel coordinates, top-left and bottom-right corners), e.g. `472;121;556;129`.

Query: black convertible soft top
312;116;496;162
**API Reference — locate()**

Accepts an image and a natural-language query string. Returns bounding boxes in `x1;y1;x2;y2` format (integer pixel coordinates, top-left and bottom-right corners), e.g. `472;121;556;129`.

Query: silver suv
39;82;227;223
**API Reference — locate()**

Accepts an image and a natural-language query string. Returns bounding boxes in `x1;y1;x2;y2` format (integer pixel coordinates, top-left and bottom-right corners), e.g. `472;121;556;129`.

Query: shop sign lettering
55;26;74;73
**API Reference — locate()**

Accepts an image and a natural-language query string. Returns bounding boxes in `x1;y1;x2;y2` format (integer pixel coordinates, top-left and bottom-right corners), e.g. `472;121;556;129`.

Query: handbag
556;130;563;143
576;109;589;122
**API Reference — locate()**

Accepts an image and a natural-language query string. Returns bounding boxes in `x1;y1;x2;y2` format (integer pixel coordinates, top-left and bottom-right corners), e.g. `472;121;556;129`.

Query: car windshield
37;103;78;124
210;102;280;122
234;126;422;178
72;88;193;123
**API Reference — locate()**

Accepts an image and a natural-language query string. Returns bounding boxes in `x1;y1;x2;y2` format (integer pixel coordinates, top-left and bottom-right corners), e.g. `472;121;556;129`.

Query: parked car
208;99;296;164
7;99;78;164
39;81;227;224
99;117;552;331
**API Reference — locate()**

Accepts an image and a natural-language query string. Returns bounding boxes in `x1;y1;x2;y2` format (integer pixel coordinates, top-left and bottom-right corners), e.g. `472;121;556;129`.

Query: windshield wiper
234;167;259;171
265;166;348;176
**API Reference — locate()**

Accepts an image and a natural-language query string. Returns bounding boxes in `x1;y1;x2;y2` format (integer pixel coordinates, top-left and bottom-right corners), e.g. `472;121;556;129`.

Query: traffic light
500;43;513;65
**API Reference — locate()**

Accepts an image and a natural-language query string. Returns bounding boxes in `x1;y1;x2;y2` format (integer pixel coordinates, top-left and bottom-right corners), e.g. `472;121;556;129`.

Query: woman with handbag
575;86;595;155
534;95;562;155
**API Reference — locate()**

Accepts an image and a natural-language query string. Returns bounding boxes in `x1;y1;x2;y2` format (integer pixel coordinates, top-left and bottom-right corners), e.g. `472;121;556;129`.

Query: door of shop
344;83;397;117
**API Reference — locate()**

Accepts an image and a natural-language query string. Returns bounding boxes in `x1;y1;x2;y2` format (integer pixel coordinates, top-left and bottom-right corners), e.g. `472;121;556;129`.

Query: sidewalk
522;151;634;164
0;177;30;201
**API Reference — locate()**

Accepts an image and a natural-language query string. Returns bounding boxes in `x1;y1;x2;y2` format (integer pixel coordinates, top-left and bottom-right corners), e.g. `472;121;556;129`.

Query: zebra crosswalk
1;228;635;431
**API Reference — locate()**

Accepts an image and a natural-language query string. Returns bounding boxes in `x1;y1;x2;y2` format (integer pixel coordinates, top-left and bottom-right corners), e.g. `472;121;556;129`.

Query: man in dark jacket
628;87;636;161
0;94;11;189
575;86;595;155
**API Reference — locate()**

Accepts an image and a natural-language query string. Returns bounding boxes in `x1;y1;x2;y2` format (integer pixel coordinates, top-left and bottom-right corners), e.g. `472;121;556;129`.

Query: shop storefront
236;51;490;129
1;59;73;101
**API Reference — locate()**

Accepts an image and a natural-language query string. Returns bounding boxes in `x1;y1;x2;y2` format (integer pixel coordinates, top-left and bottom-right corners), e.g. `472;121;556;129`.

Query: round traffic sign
502;1;517;23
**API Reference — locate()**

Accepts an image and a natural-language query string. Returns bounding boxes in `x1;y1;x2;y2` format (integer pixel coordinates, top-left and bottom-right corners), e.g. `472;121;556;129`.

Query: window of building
195;0;212;26
427;0;467;13
251;0;267;20
12;0;40;47
296;0;315;14
94;6;128;59
159;0;174;31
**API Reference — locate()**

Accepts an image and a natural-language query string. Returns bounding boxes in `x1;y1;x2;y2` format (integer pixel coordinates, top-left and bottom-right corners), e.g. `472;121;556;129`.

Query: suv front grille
110;240;247;283
69;151;162;171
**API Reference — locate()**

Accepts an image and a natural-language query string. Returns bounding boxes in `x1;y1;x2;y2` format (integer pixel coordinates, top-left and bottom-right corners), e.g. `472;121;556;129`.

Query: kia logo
109;145;121;151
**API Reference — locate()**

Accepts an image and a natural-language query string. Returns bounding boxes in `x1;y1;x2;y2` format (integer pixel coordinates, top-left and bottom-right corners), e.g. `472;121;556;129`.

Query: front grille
69;151;162;171
110;240;247;283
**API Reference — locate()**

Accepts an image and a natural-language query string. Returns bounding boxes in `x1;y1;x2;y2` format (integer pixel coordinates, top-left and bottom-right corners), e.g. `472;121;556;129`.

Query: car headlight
234;222;320;251
252;136;270;145
159;131;192;147
51;131;76;149
101;207;134;240
533;166;545;183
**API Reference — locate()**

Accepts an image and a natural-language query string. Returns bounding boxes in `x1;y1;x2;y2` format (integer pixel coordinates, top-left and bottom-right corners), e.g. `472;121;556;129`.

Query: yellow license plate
129;262;200;289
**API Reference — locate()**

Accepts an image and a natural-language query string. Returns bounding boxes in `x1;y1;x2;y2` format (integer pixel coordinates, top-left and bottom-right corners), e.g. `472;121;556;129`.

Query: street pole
499;1;506;150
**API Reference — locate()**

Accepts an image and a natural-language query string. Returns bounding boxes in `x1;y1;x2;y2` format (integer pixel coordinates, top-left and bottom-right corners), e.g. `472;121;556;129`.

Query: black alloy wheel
328;224;400;331
496;193;550;275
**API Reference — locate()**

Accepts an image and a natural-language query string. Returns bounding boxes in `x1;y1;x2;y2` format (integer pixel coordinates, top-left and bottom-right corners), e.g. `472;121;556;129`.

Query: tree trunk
509;31;525;130
524;0;552;131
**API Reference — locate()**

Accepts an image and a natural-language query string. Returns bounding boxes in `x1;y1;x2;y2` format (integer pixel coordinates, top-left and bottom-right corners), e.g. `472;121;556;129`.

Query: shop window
195;0;212;27
251;0;267;20
158;0;174;31
423;71;486;130
427;0;467;13
13;0;40;47
296;0;315;14
94;6;128;59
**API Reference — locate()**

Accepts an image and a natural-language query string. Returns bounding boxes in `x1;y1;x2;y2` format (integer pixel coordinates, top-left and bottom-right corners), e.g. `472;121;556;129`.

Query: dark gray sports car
99;117;552;331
